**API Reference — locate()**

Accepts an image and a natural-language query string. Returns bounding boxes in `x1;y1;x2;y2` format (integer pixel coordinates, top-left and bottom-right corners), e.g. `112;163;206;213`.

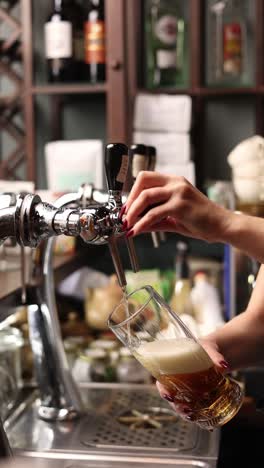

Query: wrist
217;209;245;244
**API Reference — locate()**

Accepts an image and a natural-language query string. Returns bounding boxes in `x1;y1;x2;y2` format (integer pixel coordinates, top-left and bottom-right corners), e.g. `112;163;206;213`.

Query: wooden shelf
31;83;108;95
138;87;258;97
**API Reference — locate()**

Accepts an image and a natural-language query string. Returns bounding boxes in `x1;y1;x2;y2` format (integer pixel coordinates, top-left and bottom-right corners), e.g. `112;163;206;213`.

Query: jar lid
0;326;24;351
84;349;106;359
90;339;118;351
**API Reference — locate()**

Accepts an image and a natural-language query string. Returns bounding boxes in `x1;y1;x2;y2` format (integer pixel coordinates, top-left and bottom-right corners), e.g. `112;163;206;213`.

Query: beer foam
136;338;212;375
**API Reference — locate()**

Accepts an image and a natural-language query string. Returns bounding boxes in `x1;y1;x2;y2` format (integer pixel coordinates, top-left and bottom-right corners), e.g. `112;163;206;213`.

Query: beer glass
108;285;243;430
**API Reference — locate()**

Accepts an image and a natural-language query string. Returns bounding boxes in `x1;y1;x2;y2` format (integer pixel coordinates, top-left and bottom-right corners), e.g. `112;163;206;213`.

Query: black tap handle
105;143;129;192
129;144;149;180
147;146;157;171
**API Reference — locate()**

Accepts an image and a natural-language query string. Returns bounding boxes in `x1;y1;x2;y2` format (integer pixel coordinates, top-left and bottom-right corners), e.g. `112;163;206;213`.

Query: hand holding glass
108;286;243;430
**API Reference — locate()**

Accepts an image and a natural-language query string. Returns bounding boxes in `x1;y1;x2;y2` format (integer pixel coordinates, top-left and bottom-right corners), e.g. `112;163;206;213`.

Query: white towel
134;93;192;133
45;139;103;191
156;162;196;185
228;135;264;168
0;180;35;194
133;131;191;165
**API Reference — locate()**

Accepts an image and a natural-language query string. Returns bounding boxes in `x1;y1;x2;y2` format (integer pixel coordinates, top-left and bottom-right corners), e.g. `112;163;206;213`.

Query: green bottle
145;0;188;89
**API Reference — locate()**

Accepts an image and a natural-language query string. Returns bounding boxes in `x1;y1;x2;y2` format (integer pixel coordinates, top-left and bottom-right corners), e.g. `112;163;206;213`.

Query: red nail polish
126;229;134;238
220;360;230;369
119;204;126;218
122;219;128;231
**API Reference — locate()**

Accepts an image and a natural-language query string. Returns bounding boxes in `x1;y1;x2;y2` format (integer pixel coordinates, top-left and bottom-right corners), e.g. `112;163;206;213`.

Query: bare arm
204;264;264;371
124;172;264;264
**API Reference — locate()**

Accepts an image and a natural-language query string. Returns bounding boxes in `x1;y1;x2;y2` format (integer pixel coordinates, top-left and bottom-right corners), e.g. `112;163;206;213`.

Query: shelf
31;83;108;95
138;87;258;97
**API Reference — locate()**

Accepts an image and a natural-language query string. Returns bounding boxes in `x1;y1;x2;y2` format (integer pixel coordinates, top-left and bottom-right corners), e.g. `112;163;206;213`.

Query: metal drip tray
6;383;220;467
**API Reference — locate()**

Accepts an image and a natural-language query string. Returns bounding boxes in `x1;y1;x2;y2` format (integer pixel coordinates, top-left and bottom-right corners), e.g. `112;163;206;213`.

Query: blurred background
0;0;263;394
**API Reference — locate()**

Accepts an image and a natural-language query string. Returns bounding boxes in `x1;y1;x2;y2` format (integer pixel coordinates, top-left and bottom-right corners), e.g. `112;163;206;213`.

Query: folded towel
156;161;196;185
133;131;191;165
228;135;264;168
0;180;35;194
45;139;103;191
134;93;192;133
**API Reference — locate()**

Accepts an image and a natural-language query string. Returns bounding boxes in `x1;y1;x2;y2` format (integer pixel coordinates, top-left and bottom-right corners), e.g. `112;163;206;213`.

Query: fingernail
126;229;134;238
162;394;174;403
119;204;127;218
122;219;128;231
220;360;230;369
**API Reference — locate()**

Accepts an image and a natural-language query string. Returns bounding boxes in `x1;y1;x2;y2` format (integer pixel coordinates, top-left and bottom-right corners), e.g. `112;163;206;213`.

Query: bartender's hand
122;172;232;243
156;337;229;421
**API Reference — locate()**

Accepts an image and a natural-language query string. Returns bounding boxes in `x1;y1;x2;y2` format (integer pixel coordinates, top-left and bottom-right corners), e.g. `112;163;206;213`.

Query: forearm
207;309;264;371
219;210;264;263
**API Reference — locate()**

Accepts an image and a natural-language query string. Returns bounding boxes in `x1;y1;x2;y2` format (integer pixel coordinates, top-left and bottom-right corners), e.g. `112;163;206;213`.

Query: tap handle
130;144;149;183
105;143;129;193
147;146;157;171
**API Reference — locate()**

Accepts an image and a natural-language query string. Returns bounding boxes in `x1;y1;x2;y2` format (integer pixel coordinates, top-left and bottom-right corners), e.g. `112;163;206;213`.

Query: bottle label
44;21;72;59
223;23;242;75
155;15;178;45
157;49;177;69
116;155;129;183
132;154;147;178
84;20;106;64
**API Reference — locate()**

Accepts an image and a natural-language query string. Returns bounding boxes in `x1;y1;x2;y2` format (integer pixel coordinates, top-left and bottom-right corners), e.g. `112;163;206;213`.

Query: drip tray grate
80;386;199;452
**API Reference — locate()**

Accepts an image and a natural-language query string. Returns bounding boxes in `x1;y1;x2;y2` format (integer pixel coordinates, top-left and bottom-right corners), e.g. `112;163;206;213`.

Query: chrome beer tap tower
0;143;139;422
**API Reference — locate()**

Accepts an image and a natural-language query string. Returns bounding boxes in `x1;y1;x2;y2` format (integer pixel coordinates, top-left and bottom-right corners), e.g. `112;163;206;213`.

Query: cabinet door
106;0;128;143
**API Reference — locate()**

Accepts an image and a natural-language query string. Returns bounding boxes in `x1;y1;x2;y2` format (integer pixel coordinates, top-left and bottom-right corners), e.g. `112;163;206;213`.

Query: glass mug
108;285;243;430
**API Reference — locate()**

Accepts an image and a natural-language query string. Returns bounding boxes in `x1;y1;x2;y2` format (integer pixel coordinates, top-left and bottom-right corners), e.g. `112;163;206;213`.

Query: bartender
122;170;264;414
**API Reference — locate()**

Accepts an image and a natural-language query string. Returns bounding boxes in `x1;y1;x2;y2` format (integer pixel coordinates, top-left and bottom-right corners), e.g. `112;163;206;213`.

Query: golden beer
135;338;243;429
108;286;243;430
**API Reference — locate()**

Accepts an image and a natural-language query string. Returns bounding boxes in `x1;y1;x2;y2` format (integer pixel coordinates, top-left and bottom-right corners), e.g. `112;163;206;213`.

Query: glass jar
0;327;24;419
116;347;151;384
86;348;117;383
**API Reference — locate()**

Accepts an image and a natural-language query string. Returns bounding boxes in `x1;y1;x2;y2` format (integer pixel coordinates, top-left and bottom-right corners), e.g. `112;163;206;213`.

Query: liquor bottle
84;0;106;83
64;0;86;81
207;0;250;87
44;0;74;82
145;0;186;89
170;241;193;316
222;0;244;78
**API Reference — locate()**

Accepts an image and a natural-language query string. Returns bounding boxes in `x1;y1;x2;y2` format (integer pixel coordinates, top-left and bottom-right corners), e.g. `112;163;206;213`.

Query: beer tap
0;143;140;422
147;145;166;244
129;144;161;249
105;143;139;287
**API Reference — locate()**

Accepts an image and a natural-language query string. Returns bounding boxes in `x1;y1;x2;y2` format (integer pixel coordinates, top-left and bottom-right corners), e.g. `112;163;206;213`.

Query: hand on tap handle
123;172;230;241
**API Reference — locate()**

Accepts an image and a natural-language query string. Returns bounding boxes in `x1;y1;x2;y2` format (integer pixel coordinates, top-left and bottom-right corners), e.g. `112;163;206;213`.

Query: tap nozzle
105;143;140;286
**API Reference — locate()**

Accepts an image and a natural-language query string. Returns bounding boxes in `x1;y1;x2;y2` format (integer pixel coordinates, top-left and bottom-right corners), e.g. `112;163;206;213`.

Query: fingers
125;186;170;228
143;217;194;237
125;171;169;211
156;382;195;420
200;340;230;373
126;202;173;236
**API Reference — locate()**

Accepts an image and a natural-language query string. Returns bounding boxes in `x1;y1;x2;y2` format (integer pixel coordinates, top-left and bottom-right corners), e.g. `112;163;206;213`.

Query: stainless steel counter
5;383;220;468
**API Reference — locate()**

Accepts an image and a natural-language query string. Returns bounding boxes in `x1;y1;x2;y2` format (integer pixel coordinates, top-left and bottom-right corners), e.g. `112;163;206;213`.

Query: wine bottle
44;0;74;82
64;0;85;81
145;0;186;89
84;0;106;83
